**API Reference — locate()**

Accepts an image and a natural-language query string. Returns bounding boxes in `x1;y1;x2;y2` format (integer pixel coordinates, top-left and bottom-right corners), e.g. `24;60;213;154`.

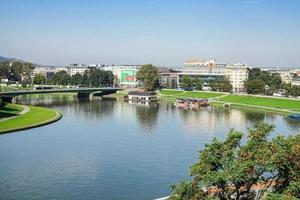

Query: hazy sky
0;0;299;67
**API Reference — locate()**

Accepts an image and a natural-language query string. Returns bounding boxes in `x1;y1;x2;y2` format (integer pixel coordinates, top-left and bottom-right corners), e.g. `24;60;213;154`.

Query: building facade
103;65;141;87
157;67;179;88
225;63;249;92
178;58;226;86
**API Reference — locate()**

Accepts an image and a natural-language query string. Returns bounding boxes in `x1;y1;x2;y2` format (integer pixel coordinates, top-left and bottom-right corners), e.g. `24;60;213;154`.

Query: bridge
0;87;122;103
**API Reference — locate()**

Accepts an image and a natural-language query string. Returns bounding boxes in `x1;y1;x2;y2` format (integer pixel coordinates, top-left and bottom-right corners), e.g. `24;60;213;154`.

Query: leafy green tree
33;73;46;85
180;75;193;90
194;78;204;90
136;64;159;91
82;69;114;87
219;79;232;92
71;73;83;85
50;70;71;85
245;79;265;94
170;123;300;200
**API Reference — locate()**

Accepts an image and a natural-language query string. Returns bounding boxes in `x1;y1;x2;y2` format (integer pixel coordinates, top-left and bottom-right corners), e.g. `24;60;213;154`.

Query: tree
219;79;232;92
82;69;114;87
245;79;265;94
71;73;83;86
194;78;204;91
136;64;159;91
50;70;71;85
180;75;193;90
170;123;300;200
33;73;46;85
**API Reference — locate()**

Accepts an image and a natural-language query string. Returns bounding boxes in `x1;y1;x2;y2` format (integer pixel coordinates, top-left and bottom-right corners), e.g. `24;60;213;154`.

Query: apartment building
225;63;249;92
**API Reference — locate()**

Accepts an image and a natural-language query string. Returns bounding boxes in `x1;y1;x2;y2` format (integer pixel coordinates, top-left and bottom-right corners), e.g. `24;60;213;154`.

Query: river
0;95;299;200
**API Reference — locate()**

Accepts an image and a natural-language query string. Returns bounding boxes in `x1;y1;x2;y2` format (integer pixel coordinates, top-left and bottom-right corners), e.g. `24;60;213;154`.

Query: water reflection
1;94;299;200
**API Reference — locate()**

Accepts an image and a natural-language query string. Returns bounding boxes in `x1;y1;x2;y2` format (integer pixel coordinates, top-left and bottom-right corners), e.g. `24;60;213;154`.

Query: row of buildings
32;58;300;92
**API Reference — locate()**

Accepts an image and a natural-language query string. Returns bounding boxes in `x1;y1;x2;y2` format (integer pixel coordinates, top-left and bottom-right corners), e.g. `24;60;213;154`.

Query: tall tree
50;70;71;85
245;79;265;94
194;78;204;90
71;73;83;85
180;75;193;90
136;64;159;91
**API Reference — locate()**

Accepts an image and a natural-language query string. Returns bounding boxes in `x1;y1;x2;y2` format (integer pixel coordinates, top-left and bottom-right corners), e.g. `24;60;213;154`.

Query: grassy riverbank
159;89;225;99
0;104;62;134
0;103;24;118
218;95;300;113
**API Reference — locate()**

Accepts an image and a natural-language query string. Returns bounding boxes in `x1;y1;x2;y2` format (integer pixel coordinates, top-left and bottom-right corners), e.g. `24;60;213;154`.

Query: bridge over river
0;87;122;103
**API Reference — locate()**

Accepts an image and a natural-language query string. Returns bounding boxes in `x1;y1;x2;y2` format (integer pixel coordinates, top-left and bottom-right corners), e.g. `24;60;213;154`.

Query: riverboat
175;98;209;109
124;91;157;102
288;114;300;120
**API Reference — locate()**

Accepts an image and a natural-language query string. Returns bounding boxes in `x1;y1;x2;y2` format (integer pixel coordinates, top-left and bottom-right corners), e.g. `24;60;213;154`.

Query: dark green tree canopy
180;75;193;90
33;73;46;85
70;73;83;86
0;61;35;83
170;123;300;200
136;64;159;91
245;68;283;95
82;69;114;87
50;70;71;85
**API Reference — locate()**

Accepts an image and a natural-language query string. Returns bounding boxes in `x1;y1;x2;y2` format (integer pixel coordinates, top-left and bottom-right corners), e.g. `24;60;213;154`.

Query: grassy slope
0;106;61;133
159;89;225;98
219;95;300;112
0;103;24;118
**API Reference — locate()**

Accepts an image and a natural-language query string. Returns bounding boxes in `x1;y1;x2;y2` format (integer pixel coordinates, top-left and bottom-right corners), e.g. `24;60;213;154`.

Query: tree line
36;69;114;87
0;61;35;85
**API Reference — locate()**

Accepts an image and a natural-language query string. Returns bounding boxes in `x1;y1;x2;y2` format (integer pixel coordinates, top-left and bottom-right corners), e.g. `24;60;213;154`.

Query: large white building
67;64;88;76
225;63;249;92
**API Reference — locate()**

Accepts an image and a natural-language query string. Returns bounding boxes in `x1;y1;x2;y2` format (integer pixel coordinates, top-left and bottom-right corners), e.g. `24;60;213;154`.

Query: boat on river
175;98;209;109
288;114;300;120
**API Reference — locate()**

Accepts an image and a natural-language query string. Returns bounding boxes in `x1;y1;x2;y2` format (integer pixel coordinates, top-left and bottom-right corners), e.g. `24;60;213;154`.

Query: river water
0;95;299;200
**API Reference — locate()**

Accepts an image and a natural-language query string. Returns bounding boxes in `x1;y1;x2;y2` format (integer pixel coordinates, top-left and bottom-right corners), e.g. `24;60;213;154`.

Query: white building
67;64;88;76
225;63;249;92
32;66;56;81
178;58;226;86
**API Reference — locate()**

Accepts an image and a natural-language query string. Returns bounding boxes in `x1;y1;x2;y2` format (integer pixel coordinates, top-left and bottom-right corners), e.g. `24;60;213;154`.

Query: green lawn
219;95;300;112
0;103;24;119
0;105;61;133
159;89;186;96
159;89;225;99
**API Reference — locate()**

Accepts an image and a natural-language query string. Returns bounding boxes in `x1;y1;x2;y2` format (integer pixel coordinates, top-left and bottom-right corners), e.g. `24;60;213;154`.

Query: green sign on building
120;70;135;83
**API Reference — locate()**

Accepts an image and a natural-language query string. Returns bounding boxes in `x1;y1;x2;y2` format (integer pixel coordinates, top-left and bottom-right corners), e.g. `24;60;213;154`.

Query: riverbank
0;103;62;134
158;89;300;114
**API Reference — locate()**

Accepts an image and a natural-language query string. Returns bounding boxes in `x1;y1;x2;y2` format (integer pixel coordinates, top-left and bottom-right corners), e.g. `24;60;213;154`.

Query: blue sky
0;0;299;67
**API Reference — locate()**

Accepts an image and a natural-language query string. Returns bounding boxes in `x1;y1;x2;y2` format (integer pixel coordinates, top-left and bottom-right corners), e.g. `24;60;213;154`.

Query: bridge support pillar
77;92;92;101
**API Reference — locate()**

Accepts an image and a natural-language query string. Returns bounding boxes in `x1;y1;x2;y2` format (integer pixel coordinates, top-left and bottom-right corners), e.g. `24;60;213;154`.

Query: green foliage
219;79;233;92
0;61;35;83
194;79;204;90
180;75;193;90
284;83;300;97
170;123;300;200
136;64;159;91
70;73;83;85
245;68;283;95
50;70;71;85
245;79;266;94
82;69;114;87
33;73;46;85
